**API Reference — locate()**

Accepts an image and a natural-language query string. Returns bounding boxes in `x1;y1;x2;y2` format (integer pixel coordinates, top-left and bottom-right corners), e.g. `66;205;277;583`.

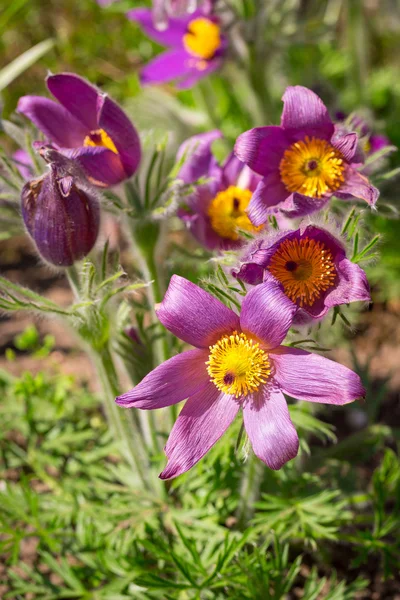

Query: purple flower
176;130;265;250
21;154;100;267
128;8;226;89
234;86;380;225
17;73;141;188
233;224;371;322
116;275;365;479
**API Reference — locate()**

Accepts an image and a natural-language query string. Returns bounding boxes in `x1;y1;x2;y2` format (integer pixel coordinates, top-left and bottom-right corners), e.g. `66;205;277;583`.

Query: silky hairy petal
116;349;210;409
159;383;239;479
271;346;365;404
240;280;297;349
156;275;240;348
243;386;299;469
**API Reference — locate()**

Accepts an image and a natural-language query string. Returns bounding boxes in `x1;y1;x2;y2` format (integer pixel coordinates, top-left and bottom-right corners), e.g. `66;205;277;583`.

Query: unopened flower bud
21;164;100;267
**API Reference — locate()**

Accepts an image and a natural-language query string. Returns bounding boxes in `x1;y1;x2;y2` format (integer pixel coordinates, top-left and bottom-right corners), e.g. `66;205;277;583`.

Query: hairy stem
92;343;151;490
237;451;263;527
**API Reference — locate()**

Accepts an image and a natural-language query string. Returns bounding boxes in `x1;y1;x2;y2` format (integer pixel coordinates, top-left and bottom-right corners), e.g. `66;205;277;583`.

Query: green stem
92;343;151;490
130;220;175;449
237;452;263;528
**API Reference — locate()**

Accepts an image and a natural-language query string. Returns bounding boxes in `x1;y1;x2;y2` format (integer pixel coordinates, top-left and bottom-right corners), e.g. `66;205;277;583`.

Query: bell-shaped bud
21;162;100;267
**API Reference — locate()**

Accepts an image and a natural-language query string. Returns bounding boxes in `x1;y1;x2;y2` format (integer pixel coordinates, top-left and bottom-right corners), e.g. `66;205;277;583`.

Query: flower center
207;331;271;397
83;128;118;154
207;186;261;241
279;136;345;198
267;237;337;307
183;18;221;60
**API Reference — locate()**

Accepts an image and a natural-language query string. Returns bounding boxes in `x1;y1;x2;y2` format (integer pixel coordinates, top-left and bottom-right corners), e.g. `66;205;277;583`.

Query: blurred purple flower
17;73;141;188
233;224;371;322
176;130;265;250
21;153;100;267
234;86;380;225
128;8;226;89
116;275;365;479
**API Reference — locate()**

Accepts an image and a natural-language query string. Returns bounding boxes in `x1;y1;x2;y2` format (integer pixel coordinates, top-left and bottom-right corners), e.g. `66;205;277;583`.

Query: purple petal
247;173;289;226
278;192;330;218
221;153;244;186
336;167;379;207
127;8;188;47
17;96;88;148
175;57;222;89
97;95;141;177
243;386;299;469
177;129;222;184
159;382;239;479
63;146;126;187
156;275;240;348
281;86;334;139
331;130;358;162
325;258;371;307
240;280;297;349
47;73;99;130
271;346;365;404
116;349;209;409
139;49;194;86
234;126;289;177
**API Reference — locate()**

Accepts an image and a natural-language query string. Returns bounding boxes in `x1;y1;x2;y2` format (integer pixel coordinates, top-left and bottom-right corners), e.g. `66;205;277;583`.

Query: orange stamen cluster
279;136;345;198
267;236;337;307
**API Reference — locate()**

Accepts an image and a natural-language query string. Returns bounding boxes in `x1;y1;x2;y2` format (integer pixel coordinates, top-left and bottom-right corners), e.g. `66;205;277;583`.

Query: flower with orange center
279;136;345;198
207;186;261;241
267;237;336;307
233;224;371;321
234;86;379;224
183;18;221;60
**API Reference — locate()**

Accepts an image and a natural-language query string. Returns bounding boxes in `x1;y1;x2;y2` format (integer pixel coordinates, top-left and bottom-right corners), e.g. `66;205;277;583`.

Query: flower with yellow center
84;129;118;154
183;17;221;60
207;185;261;241
207;331;271;397
279;136;345;198
267;237;337;307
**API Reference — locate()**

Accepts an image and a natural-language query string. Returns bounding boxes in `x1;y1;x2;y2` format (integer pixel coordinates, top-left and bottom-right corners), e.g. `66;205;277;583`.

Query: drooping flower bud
21;161;100;267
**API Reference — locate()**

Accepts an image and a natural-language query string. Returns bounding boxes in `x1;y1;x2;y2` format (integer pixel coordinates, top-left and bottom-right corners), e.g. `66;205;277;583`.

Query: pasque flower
17;73;141;188
233;224;371;322
234;86;380;225
21;152;100;267
116;275;365;479
177;130;263;249
128;7;226;89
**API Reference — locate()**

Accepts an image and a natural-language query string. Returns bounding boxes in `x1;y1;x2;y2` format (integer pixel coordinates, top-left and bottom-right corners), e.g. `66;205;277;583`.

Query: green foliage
0;366;398;597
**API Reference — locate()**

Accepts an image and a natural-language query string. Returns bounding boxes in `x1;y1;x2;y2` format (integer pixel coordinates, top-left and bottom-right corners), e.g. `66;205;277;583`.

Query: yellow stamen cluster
207;186;261;241
207;331;271;397
183;18;221;60
279;136;345;198
84;128;118;154
268;237;337;307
